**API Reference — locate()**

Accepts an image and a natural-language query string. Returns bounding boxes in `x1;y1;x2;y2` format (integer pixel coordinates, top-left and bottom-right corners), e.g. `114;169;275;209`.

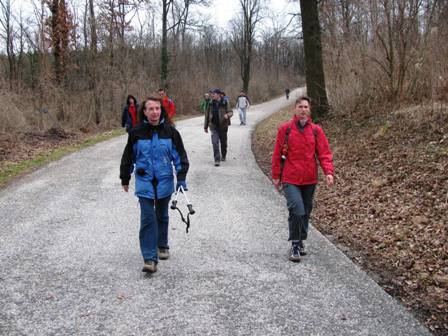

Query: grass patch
0;128;124;187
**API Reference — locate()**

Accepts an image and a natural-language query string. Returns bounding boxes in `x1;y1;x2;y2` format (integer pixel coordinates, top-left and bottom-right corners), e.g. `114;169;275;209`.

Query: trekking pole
170;185;195;233
170;186;181;210
179;185;195;215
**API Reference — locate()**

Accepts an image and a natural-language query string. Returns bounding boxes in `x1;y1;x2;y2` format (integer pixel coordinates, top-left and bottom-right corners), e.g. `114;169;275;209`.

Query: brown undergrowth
252;103;448;335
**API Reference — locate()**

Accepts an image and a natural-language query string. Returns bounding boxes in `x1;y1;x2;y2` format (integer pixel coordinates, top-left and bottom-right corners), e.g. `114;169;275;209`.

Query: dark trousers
210;127;228;161
283;183;316;241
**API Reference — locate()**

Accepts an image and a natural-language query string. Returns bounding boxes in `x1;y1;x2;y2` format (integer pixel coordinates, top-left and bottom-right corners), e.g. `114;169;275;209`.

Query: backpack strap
279;124;292;185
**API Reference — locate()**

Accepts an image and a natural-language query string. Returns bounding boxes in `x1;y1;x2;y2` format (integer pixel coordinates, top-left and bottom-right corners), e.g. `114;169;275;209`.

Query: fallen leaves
253;103;448;335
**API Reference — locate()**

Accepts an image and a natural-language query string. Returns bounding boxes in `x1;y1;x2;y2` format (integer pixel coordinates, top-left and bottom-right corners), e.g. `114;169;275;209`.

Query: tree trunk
161;0;170;85
89;0;100;124
299;0;329;119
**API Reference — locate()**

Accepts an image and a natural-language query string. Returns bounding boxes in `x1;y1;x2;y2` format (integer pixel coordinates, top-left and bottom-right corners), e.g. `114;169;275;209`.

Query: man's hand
123;185;129;192
325;175;334;188
176;180;188;192
204;128;208;133
272;178;280;188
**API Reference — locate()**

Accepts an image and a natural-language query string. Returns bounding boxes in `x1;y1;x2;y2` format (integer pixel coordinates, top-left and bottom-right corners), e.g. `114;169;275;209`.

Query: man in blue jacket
120;97;189;273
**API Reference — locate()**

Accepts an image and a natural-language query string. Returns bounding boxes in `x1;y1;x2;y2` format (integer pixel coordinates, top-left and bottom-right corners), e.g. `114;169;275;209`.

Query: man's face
212;92;220;100
144;100;162;125
295;99;311;119
158;90;165;97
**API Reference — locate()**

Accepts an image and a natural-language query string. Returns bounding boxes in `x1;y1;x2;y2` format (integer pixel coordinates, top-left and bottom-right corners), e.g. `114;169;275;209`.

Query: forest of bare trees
0;0;303;132
0;0;447;131
319;0;448;116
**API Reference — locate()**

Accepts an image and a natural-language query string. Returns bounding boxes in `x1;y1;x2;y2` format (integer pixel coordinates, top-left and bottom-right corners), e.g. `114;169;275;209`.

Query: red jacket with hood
272;115;334;186
161;95;176;119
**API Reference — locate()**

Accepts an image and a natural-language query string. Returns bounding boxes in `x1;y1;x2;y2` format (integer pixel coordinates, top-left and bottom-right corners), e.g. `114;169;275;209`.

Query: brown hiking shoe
158;248;169;260
142;260;157;273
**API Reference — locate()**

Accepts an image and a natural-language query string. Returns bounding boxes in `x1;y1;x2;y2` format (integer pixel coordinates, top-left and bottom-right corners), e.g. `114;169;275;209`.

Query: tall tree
231;0;263;94
48;0;71;87
88;0;101;124
47;0;72;121
299;0;329;119
0;0;16;89
160;0;172;85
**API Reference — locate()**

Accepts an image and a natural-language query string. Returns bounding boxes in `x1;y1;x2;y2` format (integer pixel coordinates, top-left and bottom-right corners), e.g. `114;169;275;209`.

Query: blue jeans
238;107;247;124
138;196;170;262
283;183;316;241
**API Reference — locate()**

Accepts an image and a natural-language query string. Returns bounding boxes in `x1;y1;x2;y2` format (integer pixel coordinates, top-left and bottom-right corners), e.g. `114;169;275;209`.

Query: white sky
9;0;299;34
205;0;298;28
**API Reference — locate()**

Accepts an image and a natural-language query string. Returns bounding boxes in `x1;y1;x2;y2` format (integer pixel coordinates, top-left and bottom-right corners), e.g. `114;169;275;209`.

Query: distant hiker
235;90;251;125
220;91;230;106
120;97;189;273
121;95;139;132
158;88;176;120
271;96;334;262
204;88;233;166
199;92;211;114
285;88;290;100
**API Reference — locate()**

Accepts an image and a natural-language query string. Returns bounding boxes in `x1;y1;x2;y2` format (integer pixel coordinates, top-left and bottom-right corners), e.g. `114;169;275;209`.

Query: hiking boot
142;260;157;273
298;241;307;256
158;248;169;260
288;244;301;262
214;161;220;166
221;156;226;161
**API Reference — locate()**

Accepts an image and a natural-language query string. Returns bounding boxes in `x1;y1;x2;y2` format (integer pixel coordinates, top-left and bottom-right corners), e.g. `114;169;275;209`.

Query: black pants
211;127;228;161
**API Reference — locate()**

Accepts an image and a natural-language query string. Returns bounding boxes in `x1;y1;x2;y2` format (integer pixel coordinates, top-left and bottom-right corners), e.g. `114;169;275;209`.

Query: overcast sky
9;0;300;35
205;0;299;28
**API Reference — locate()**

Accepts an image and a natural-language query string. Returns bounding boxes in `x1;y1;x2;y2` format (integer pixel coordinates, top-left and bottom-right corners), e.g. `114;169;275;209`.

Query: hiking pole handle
187;204;195;215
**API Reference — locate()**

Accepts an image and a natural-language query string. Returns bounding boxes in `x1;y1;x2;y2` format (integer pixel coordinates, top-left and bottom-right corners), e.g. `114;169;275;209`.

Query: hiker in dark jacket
120;97;189;273
204;89;233;166
121;95;139;132
272;96;334;262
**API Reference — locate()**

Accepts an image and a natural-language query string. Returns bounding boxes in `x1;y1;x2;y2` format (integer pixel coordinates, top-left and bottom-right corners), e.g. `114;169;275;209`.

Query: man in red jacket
158;88;176;120
272;96;334;262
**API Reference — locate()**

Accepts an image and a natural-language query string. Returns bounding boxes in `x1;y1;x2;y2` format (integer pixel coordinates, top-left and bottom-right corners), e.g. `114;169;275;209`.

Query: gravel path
0;89;431;335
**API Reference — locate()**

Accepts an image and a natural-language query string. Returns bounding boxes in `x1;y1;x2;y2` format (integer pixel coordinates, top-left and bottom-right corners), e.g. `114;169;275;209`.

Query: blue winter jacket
120;120;189;199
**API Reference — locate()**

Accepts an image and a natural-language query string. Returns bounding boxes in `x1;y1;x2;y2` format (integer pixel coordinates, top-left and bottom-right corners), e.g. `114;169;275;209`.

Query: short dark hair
295;96;311;106
138;97;164;122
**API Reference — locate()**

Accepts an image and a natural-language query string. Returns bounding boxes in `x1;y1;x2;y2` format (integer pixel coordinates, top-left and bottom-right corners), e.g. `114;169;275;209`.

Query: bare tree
0;0;16;89
231;0;263;94
160;0;172;85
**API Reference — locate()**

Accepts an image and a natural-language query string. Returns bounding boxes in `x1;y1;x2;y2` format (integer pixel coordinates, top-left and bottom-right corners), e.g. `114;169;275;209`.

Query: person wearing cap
204;89;233;166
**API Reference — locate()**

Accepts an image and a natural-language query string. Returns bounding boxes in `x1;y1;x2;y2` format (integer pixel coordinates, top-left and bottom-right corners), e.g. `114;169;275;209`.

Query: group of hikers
119;89;334;273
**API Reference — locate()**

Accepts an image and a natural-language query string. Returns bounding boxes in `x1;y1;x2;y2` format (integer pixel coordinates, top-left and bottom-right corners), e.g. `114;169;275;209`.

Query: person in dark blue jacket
121;95;139;132
120;97;189;273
